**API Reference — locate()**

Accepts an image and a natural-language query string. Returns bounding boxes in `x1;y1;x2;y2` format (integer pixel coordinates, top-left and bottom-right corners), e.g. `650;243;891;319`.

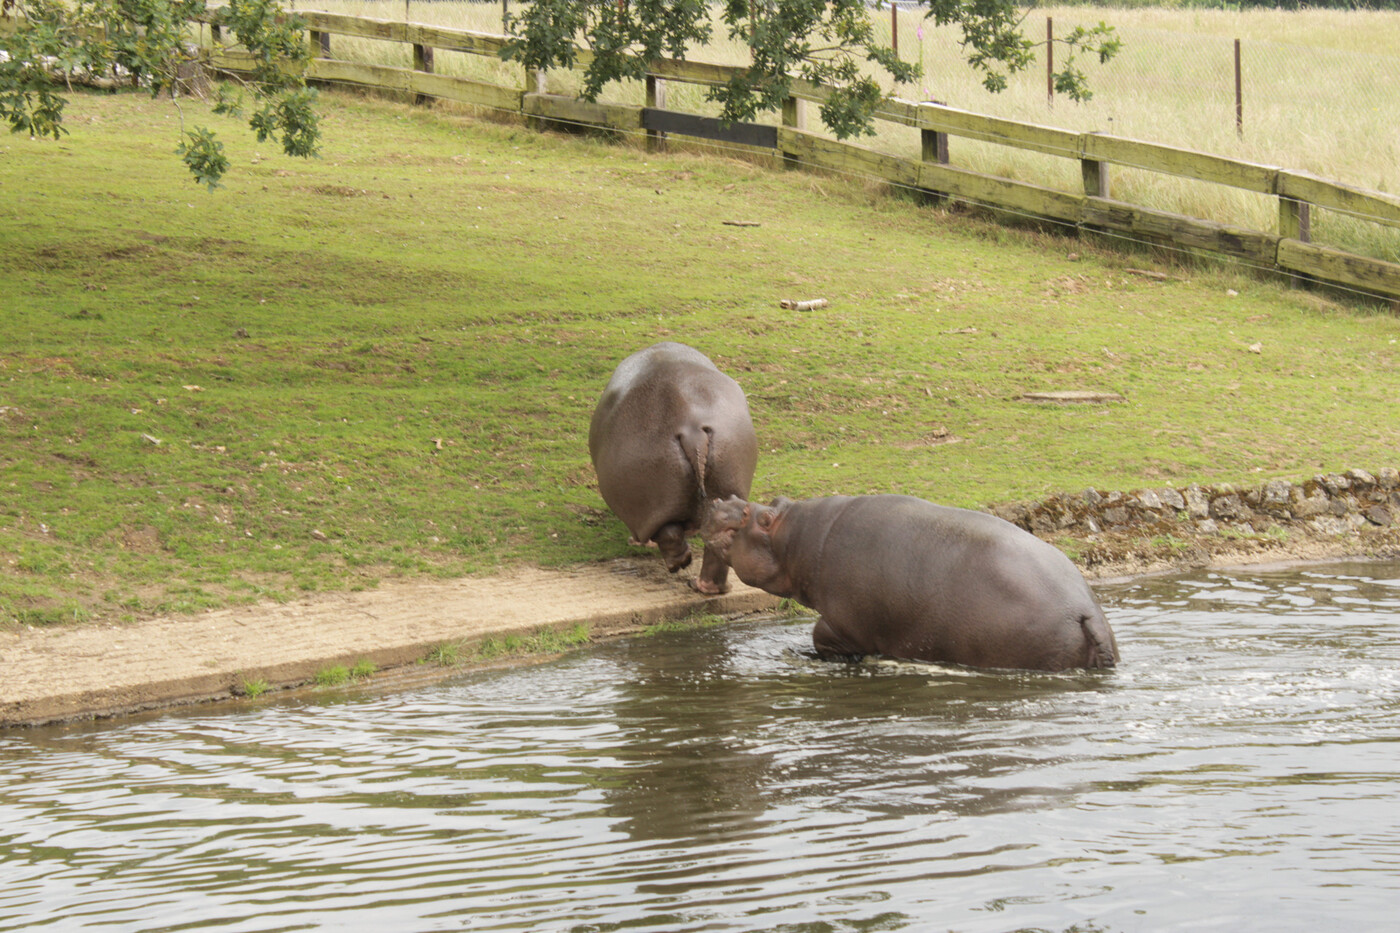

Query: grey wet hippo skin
701;494;1118;671
589;342;758;594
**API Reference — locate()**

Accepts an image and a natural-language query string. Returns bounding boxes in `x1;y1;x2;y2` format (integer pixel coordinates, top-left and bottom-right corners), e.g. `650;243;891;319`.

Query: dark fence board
641;110;777;149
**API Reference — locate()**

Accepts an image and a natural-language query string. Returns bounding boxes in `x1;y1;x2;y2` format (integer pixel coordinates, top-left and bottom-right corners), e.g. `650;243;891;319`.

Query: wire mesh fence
875;4;1400;264
880;6;1400;189
357;4;1400;190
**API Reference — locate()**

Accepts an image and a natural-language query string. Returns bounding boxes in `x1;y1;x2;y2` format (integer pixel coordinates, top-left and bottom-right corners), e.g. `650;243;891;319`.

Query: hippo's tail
1079;609;1118;670
679;425;715;500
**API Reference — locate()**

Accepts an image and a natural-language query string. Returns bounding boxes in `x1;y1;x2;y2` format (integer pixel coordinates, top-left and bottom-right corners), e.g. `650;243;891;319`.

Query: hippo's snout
700;496;747;535
700;495;748;559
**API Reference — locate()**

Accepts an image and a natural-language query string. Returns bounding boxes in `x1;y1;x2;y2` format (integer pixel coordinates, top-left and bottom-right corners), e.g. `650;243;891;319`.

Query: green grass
428;623;592;665
2;89;1398;629
641;612;731;637
1149;534;1193;553
240;677;271;697
296;2;1400;261
313;659;376;686
425;642;463;666
315;665;352;687
776;598;813;617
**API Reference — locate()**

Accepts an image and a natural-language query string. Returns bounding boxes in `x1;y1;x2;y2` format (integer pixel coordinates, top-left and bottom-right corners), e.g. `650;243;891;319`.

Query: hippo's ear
769;496;793;510
756;508;775;530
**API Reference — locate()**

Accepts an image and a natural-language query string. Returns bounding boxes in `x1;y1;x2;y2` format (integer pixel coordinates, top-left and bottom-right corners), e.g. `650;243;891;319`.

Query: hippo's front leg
812;616;864;661
691;544;732;595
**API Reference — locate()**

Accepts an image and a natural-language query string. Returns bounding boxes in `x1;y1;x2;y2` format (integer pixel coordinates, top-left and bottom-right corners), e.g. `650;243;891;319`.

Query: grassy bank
2;89;1398;627
290;2;1400;261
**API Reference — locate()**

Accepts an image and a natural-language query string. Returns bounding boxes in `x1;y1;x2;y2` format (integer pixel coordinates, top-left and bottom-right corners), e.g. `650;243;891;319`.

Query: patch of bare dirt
0;559;780;727
4;499;1398;728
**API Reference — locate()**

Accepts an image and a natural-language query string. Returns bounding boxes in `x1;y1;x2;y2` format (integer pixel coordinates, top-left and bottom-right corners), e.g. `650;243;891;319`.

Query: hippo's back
589;343;756;543
589;343;735;453
793;495;1115;671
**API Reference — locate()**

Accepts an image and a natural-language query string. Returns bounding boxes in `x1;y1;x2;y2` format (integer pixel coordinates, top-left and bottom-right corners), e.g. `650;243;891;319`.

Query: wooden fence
201;9;1400;303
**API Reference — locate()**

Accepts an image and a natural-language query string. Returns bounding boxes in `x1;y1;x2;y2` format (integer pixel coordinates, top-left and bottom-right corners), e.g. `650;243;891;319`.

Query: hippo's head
698;495;746;558
700;495;794;597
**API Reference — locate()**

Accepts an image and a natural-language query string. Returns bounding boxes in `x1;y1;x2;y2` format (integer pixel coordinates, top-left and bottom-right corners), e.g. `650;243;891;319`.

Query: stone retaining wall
992;467;1400;543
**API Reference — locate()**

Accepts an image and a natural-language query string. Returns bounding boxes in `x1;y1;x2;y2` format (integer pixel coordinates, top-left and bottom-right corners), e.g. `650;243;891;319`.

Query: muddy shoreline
5;470;1399;728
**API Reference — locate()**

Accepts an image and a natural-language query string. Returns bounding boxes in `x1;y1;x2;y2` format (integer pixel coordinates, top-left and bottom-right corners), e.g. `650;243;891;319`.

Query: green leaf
176;126;230;190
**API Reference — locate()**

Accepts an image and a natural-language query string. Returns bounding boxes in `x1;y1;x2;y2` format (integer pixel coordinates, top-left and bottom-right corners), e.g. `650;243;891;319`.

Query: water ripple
2;561;1399;931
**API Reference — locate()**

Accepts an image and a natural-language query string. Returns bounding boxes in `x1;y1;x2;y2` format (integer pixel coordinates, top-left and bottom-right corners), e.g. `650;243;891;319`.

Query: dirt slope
4;522;1397;728
0;560;779;727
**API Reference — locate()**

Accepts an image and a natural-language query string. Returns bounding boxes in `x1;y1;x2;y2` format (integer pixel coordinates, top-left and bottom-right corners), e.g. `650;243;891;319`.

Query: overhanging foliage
501;0;1119;139
1;0;318;188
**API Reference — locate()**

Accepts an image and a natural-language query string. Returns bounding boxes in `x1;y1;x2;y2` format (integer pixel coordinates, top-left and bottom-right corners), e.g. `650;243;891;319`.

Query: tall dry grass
274;2;1400;262
884;6;1400;261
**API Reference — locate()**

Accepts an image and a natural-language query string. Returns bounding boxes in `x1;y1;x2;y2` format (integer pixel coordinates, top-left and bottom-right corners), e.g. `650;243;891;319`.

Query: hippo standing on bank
589;342;758;594
701;494;1117;671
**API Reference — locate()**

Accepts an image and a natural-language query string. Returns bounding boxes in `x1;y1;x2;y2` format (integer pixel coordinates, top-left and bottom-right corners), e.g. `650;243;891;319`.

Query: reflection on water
3;561;1399;932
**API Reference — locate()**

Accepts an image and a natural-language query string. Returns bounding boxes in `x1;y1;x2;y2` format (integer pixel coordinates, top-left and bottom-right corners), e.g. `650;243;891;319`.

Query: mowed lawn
2;90;1398;626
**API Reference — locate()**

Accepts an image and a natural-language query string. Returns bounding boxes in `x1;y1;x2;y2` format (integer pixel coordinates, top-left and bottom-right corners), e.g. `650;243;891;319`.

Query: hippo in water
701;494;1117;671
589;343;758;594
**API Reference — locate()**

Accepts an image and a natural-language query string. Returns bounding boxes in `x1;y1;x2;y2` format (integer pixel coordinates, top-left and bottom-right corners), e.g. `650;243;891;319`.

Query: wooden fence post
523;67;544;130
1279;192;1311;289
921;104;949;166
1081;133;1110;199
891;3;898;58
413;41;435;105
781;94;802;169
646;73;667;153
920;103;950;206
1279;197;1311;242
1046;17;1054;109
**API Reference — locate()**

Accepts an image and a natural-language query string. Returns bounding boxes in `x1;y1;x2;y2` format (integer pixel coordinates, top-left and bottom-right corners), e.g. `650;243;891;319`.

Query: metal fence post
1235;39;1243;138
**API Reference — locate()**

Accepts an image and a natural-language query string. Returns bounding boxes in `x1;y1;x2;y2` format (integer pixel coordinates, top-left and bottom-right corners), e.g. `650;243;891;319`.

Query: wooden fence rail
198;8;1400;302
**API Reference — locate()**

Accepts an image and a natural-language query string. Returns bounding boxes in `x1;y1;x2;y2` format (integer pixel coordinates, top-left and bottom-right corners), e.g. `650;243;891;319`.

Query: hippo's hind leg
691;544;732;595
1080;611;1118;669
653;522;693;573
